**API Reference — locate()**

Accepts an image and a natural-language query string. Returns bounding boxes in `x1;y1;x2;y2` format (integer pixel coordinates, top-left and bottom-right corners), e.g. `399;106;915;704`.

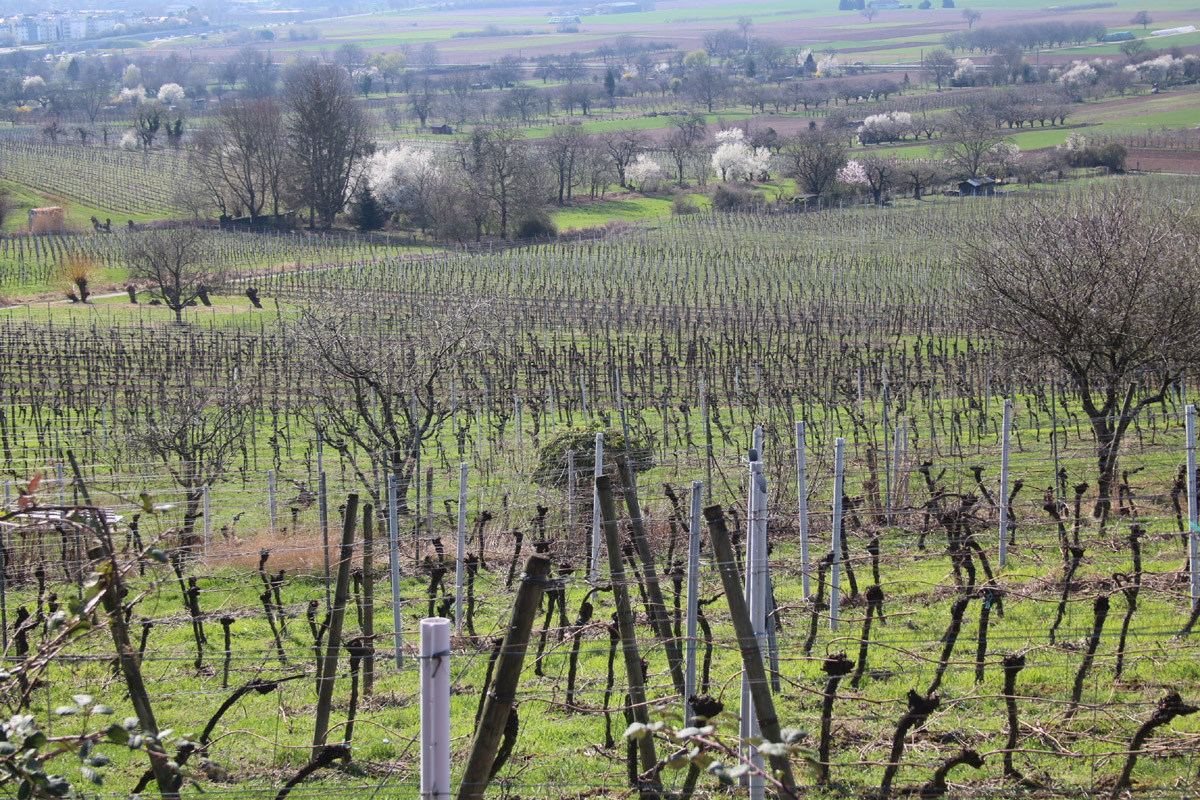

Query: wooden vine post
456;554;551;800
312;494;359;756
702;504;797;795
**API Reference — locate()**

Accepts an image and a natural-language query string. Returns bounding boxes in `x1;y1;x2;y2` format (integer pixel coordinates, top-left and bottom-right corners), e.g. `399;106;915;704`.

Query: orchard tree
78;69;111;123
602;128;648;188
962;8;981;28
922;48;956;90
371;51;407;95
125;384;254;549
456;125;543;239
124;227;222;323
893;158;946;199
285;296;501;513
711;128;770;182
664;112;708;186
964;187;1200;528
780;130;847;196
545;124;587;203
365;145;445;233
937;106;1011;178
857;152;897;203
1131;10;1152;29
688;66;729;112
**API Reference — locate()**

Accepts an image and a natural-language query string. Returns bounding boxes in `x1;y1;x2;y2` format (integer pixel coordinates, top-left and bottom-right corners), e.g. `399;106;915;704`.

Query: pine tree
350;184;387;231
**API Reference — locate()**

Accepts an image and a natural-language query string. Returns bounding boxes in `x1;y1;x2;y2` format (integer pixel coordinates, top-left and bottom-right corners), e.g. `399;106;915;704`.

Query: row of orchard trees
187;91;1100;241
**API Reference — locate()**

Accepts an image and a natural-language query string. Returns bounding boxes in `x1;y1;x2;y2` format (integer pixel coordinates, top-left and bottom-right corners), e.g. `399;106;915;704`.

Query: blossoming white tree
364;146;445;232
837;159;868;187
857;111;912;144
119;85;146;105
157;83;186;105
711;128;772;182
625;153;665;191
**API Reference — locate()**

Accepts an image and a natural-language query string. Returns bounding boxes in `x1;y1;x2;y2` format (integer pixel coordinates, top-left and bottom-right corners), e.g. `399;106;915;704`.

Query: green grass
10;502;1200;797
0;178;162;237
551;195;678;229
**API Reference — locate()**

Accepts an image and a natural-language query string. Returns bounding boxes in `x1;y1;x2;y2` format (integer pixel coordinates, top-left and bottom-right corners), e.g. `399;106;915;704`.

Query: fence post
998;399;1012;569
312;494;358;755
362;503;375;698
201;485;211;555
566;449;575;548
702;505;796;794
1187;404;1198;610
890;417;903;526
455;463;468;635
421;617;452;800
685;480;702;723
387;474;403;667
319;472;330;611
268;469;276;536
595;476;660;792
740;459;767;800
702;377;713;504
590;432;603;584
831;438;846;632
796;420;811;600
882;365;891;525
513;394;521;463
455;555;551;800
616;457;686;698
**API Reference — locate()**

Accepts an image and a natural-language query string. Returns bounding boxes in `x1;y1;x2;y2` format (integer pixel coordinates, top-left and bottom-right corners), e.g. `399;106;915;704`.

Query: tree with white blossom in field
711;128;771;182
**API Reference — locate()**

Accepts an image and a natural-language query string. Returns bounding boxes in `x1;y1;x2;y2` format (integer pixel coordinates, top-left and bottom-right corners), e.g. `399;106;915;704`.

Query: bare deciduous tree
893;159;946;199
544;124;586;204
922;48;956;91
664;112;708;187
284;61;371;229
124;228;219;323
456;125;543;239
285;296;500;513
190;99;286;223
938;106;1011;179
964;187;1200;527
780;130;847;197
126;384;253;549
602;128;648;189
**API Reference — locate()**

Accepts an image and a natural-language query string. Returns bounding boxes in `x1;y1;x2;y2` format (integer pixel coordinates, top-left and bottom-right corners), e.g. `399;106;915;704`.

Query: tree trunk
183;490;203;549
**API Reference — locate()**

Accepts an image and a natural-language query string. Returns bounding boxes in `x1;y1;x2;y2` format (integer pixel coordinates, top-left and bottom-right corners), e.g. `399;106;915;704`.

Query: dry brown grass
56;253;99;302
202;525;430;578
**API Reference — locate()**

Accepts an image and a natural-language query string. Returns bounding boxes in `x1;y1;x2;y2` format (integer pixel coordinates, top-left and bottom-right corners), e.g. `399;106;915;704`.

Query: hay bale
28;206;65;235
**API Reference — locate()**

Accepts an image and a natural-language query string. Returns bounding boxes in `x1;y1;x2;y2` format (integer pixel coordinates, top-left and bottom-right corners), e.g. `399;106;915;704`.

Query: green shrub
672;192;700;215
533;422;654;487
514;214;558;240
709;183;764;212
